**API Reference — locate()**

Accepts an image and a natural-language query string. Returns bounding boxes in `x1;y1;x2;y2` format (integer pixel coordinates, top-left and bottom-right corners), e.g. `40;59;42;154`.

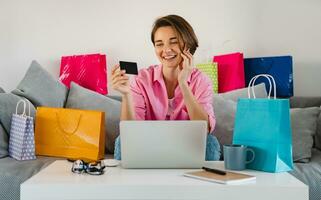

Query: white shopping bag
8;99;36;160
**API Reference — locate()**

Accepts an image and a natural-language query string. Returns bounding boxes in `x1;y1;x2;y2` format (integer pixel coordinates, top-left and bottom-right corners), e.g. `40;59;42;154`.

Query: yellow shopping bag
35;107;105;162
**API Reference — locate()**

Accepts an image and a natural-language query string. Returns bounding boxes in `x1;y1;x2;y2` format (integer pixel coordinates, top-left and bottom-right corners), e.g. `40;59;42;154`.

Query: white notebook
184;170;256;185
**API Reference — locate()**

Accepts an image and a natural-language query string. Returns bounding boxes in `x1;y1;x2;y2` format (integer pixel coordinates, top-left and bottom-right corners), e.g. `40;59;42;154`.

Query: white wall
0;0;320;96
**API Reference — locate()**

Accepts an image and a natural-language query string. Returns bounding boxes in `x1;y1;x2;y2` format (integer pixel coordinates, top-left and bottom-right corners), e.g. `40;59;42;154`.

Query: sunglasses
71;160;106;175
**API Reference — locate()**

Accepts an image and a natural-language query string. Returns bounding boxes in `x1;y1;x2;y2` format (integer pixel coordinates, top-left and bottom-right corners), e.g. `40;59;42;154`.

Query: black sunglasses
71;160;106;175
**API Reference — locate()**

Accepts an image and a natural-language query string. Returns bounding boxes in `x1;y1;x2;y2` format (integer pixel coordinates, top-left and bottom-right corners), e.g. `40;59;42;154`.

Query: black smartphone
119;61;138;75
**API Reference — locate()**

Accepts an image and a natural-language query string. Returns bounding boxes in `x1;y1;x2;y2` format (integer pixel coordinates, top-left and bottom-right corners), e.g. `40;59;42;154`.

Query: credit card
119;61;138;75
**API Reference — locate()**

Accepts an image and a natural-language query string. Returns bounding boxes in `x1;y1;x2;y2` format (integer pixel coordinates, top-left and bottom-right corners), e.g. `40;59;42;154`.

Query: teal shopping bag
233;74;293;173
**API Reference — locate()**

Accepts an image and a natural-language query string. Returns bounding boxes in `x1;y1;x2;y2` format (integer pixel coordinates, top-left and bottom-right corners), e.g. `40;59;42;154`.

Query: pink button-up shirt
130;65;215;132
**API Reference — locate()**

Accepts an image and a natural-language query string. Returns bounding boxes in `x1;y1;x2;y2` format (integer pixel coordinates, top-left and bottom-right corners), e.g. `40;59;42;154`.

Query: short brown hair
151;15;198;55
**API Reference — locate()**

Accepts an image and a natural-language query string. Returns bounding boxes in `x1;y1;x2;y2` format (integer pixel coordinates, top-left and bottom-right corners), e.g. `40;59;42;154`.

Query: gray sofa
0;61;320;200
288;97;321;200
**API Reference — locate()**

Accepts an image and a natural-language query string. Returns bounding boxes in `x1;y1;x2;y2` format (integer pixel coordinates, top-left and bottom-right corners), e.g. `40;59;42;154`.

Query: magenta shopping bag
213;52;245;93
59;53;108;95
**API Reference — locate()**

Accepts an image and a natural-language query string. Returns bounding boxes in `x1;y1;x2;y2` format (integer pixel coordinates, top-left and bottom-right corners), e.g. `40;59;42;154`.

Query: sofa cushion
12;60;68;108
0;123;8;158
290;96;321;108
212;95;236;152
291;107;320;162
314;107;321;150
0;87;4;93
106;95;122;102
65;82;121;153
218;83;267;102
289;97;321;151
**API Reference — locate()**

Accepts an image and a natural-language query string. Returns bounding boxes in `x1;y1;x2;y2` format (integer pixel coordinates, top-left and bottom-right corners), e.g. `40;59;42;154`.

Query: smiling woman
110;14;220;156
111;15;216;133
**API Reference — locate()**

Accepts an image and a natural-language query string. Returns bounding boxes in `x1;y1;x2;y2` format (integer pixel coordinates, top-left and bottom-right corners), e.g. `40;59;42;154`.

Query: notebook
120;120;207;169
184;170;256;184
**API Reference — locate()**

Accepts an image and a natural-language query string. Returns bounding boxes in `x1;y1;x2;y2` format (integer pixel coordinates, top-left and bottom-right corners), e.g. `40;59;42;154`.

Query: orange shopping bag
35;107;105;162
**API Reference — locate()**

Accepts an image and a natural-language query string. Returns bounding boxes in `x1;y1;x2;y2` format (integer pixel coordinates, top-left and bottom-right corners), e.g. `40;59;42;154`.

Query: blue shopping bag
244;56;293;97
233;74;293;173
8;100;36;161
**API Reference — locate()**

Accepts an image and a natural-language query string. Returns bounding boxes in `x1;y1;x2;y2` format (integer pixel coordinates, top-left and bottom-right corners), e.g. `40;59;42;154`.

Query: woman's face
154;26;184;69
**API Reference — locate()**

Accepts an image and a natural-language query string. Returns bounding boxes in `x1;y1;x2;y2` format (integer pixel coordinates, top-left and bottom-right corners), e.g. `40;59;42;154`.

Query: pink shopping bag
59;53;108;95
213;52;245;93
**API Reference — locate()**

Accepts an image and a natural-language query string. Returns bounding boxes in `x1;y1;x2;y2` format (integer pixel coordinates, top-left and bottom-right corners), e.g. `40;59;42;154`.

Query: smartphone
119;61;138;75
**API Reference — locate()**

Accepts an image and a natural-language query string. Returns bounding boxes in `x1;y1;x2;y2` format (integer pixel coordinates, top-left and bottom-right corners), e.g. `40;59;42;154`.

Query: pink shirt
130;65;216;133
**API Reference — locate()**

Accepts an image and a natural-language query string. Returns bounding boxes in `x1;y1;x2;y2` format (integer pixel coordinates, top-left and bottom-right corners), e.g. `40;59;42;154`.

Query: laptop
120;120;207;169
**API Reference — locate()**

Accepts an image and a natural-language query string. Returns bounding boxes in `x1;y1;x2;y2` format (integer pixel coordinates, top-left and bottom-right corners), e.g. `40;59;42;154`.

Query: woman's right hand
111;64;130;95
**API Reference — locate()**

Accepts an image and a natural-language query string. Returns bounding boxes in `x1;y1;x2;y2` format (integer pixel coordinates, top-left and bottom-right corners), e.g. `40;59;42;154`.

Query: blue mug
223;144;255;170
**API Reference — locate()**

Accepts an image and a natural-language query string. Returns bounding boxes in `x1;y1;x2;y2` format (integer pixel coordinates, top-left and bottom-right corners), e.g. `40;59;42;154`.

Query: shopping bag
213;52;245;93
244;55;293;97
233;74;293;172
35;107;105;162
8;100;36;160
196;62;218;93
59;53;108;95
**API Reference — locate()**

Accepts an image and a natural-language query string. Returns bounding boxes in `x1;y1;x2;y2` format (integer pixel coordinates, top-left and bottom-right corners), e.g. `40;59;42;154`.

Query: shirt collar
153;64;163;83
153;64;192;84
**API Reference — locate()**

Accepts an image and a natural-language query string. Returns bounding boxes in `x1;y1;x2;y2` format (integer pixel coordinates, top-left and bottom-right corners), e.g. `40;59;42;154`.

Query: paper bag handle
247;74;276;99
15;100;26;116
56;112;82;135
15;99;31;116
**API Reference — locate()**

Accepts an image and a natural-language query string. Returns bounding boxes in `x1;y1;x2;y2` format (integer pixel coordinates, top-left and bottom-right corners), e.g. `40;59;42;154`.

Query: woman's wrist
120;92;135;120
178;80;189;90
179;81;192;99
121;92;132;99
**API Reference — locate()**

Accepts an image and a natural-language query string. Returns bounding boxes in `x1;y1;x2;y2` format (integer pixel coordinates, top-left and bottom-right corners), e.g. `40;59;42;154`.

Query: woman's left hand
178;48;193;86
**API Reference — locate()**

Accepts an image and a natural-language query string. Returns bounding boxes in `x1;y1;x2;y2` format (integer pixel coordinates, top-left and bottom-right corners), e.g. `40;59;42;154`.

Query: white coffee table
21;160;308;200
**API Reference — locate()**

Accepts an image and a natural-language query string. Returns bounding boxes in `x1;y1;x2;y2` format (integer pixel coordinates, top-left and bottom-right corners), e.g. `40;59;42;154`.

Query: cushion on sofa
290;97;321;108
291;107;320;162
106;95;122;102
0;93;36;134
315;107;321;150
212;95;236;151
12;60;68;108
218;83;267;102
0;87;4;93
65;82;121;153
290;97;321;152
0;123;8;158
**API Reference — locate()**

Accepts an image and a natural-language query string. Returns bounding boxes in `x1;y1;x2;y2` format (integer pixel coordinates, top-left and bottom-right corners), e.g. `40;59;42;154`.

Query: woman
111;15;220;160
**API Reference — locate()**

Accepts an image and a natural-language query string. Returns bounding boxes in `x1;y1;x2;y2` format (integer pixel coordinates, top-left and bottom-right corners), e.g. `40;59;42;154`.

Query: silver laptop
120;120;207;169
